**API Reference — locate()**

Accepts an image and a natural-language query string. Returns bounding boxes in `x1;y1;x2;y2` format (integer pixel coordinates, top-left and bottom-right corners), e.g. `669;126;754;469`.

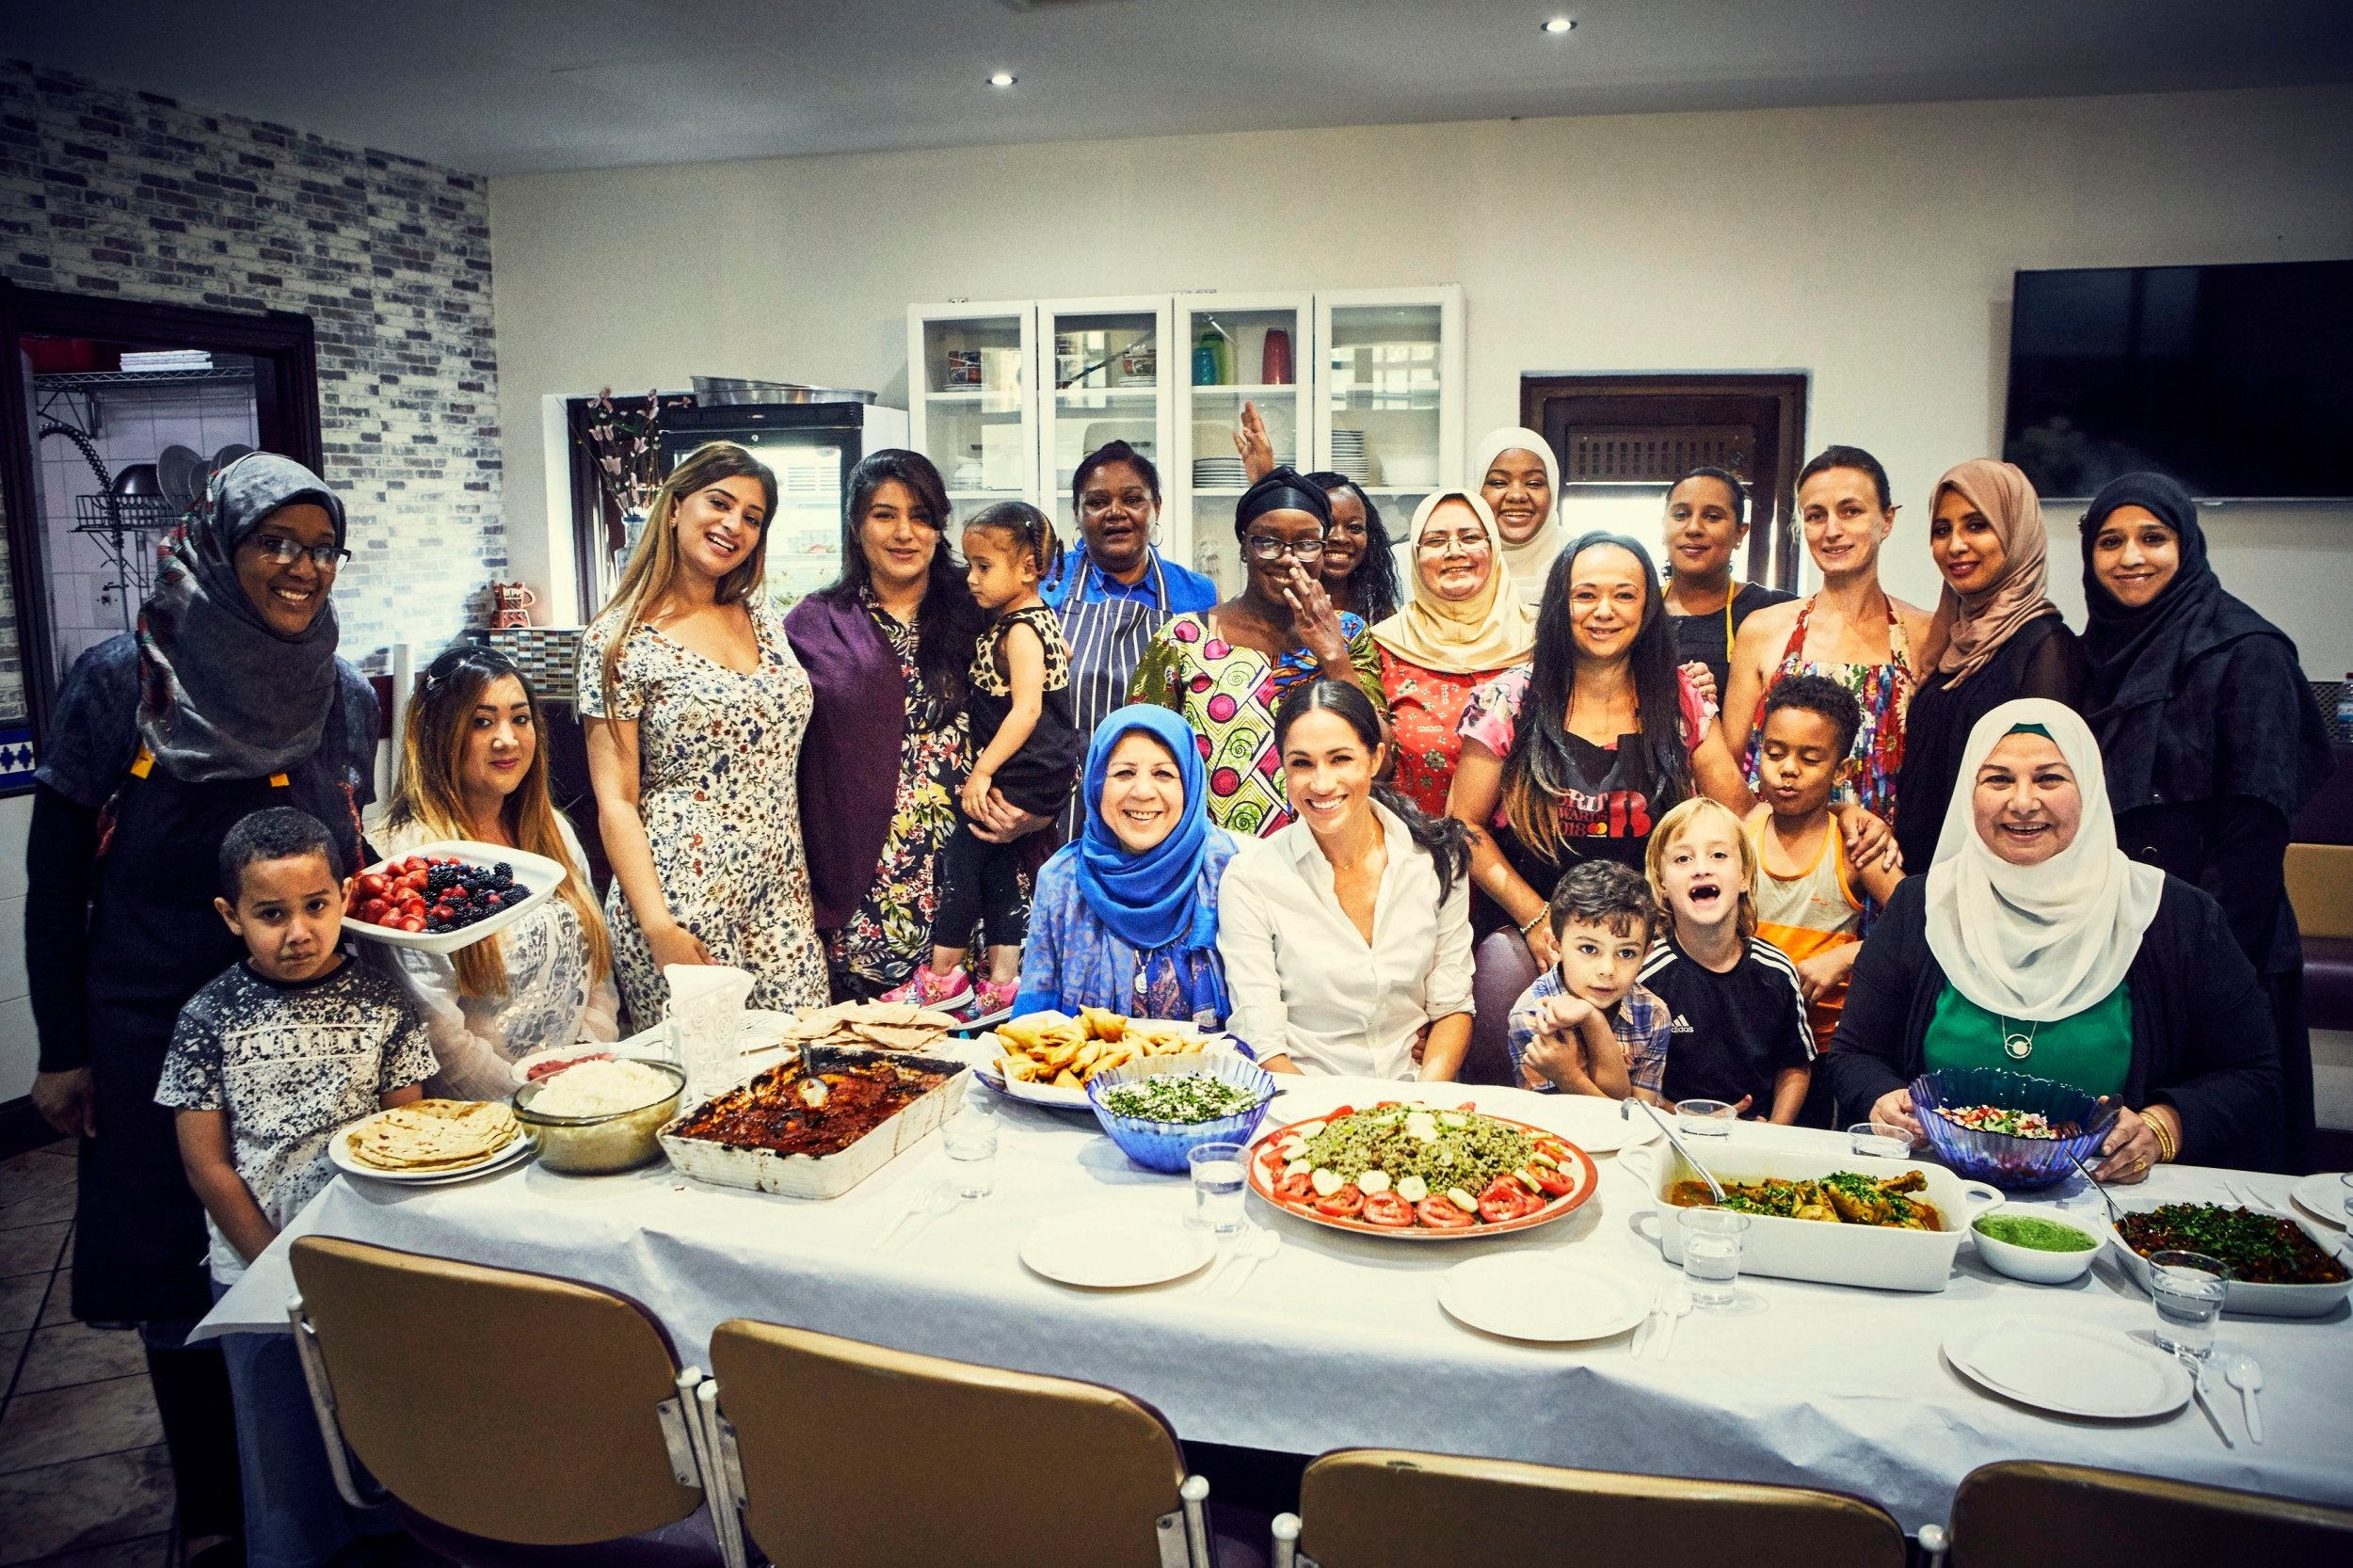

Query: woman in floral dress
1128;469;1386;838
1370;489;1536;817
582;441;829;1025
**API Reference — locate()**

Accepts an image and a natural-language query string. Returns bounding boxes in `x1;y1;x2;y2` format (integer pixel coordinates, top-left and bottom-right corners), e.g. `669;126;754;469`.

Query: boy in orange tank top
1743;675;1907;1051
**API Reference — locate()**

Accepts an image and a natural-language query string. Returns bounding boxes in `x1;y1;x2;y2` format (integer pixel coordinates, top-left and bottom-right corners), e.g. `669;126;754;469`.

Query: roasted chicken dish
1665;1169;1945;1231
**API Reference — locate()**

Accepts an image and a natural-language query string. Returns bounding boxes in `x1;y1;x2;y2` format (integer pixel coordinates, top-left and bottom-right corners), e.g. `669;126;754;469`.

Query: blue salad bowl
1910;1065;2117;1192
1085;1051;1277;1175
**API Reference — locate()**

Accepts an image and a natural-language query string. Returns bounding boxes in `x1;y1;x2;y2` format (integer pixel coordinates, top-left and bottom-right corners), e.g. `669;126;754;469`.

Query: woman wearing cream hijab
1892;457;2087;871
1370;490;1537;817
1470;425;1563;610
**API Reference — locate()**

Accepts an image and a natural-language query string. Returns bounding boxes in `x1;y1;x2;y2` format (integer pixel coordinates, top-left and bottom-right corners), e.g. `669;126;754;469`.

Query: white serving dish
1969;1212;2103;1285
344;840;568;955
657;1047;966;1200
973;1025;1241;1111
1625;1144;2002;1293
2095;1198;2353;1319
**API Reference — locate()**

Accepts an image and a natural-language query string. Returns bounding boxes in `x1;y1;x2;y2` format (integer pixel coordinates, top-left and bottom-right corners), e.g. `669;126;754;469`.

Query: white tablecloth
197;1076;2353;1532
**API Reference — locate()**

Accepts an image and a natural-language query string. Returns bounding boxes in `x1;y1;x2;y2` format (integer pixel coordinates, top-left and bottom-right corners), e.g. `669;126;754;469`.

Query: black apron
1474;728;1660;937
1054;551;1176;844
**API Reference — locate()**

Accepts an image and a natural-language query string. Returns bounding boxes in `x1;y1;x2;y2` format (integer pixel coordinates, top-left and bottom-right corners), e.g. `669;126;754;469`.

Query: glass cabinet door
907;302;1037;518
1039;297;1173;544
1175;294;1308;595
1313;287;1465;561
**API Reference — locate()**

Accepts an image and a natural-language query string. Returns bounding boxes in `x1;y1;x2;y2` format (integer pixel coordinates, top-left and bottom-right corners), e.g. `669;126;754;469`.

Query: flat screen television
2001;259;2353;499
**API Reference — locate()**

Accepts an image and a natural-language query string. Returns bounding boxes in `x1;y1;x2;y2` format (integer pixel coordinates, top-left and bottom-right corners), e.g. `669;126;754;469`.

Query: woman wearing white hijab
1469;425;1563;611
1823;698;2281;1178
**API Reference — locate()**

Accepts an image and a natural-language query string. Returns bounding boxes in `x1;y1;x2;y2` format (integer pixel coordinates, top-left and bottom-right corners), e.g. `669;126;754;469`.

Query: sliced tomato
1323;1104;1355;1122
1417;1196;1477;1228
1360;1191;1416;1227
1274;1173;1316;1203
1256;1141;1288;1173
1313;1183;1365;1218
1528;1164;1576;1198
1478;1176;1533;1224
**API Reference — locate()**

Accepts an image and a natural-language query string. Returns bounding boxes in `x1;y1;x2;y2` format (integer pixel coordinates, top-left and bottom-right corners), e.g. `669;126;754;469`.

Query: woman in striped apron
1047;440;1218;842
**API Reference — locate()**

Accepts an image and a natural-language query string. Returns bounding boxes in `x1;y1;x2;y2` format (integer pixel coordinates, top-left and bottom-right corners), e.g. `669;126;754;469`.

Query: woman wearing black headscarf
1128;468;1385;837
25;454;378;1561
2080;472;2333;1172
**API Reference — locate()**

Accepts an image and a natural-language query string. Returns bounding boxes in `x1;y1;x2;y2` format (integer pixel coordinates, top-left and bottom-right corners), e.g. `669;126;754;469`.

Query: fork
1631;1284;1667;1358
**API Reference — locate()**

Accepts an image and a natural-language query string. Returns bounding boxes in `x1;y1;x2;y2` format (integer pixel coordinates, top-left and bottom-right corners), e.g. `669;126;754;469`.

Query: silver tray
658;1047;965;1199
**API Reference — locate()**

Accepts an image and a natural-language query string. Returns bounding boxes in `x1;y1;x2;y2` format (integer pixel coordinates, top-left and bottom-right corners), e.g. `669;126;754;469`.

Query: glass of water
1189;1142;1249;1235
1848;1121;1913;1159
2147;1249;2231;1358
940;1089;999;1199
1678;1206;1750;1308
2340;1173;2352;1224
1676;1099;1738;1141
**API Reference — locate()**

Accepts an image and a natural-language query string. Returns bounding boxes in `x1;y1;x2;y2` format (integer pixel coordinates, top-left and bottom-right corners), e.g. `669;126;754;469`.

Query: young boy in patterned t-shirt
156;807;435;1568
1507;860;1672;1100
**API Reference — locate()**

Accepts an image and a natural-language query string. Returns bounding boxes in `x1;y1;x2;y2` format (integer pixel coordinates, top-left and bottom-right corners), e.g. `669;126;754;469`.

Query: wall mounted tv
2001;259;2353;499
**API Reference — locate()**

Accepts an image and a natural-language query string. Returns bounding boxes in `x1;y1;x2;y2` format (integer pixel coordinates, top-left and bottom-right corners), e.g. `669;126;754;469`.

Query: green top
1923;981;2133;1097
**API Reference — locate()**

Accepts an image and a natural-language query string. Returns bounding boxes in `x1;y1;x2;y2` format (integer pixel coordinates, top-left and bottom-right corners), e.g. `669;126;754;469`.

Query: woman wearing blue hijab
1012;705;1240;1024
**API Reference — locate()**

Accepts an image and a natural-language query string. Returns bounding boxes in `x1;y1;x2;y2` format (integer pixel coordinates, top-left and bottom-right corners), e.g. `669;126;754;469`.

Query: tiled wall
0;56;506;701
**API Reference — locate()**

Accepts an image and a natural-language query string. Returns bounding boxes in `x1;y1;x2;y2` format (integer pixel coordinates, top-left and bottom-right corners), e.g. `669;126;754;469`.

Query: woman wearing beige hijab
1892;457;2088;870
1371;490;1538;817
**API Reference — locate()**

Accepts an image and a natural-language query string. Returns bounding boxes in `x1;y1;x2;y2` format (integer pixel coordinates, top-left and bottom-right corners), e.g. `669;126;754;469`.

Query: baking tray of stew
658;1046;967;1200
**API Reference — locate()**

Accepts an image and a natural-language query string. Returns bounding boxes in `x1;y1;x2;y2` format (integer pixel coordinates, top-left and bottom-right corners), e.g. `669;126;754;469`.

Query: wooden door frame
1520;373;1809;589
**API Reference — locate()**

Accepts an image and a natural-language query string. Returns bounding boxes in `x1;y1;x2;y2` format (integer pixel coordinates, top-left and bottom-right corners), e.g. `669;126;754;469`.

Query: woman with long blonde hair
580;440;829;1023
376;642;617;1096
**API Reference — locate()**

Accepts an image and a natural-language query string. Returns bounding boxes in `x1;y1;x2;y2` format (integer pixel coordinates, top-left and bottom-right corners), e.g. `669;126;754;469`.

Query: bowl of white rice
511;1058;686;1175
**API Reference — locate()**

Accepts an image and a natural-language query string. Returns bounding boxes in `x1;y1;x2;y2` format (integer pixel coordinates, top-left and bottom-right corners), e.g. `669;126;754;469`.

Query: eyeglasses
1244;535;1324;563
248;536;351;570
1415;531;1489;556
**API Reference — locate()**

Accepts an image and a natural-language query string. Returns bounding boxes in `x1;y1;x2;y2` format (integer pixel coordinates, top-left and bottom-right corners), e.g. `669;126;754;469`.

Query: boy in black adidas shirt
1641;798;1815;1123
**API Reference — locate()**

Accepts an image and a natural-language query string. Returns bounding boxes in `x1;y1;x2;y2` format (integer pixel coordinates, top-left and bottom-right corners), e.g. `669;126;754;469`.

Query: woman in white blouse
1218;679;1476;1079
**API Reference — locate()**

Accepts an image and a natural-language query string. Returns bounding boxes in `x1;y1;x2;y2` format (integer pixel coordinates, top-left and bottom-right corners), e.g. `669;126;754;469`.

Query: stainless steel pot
692;376;877;407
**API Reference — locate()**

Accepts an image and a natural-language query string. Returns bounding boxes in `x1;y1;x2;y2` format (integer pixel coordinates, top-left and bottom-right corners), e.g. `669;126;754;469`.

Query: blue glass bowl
1910;1066;2116;1192
1085;1052;1277;1175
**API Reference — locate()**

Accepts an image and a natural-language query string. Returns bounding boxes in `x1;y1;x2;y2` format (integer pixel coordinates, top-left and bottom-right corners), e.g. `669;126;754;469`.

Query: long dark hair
1305;471;1401;623
1502;532;1691;862
819;448;980;724
1273;678;1471;902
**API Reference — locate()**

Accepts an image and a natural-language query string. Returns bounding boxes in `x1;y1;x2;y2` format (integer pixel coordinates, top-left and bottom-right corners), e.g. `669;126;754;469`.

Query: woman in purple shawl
785;450;1051;998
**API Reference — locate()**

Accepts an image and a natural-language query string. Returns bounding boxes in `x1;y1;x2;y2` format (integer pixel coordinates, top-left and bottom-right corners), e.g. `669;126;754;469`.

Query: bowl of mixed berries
344;840;568;953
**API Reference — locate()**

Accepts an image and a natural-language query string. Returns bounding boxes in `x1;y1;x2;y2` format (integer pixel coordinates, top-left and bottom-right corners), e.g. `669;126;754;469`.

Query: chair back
1949;1460;2353;1565
289;1236;703;1544
707;1319;1192;1568
1291;1448;1904;1568
2285;842;2353;938
1463;930;1542;1086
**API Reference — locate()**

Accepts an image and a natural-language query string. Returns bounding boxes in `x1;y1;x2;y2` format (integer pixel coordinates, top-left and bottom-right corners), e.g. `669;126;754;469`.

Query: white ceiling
19;0;2353;177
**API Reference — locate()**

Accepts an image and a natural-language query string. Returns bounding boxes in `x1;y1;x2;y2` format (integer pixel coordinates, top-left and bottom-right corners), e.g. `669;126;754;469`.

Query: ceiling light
988;71;1018;88
1542;17;1575;34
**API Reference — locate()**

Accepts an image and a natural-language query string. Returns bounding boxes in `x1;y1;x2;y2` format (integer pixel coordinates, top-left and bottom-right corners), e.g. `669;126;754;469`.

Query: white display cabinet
906;301;1037;520
1314;285;1465;565
1039;296;1175;538
1174;292;1309;596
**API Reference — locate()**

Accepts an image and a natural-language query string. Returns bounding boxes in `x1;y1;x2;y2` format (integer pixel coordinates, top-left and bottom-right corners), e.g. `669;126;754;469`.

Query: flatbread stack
996;1007;1210;1090
345;1099;520;1172
772;1000;963;1055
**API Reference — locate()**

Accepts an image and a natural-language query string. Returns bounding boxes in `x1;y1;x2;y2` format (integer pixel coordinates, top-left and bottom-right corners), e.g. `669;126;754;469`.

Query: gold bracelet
2148;1110;2176;1164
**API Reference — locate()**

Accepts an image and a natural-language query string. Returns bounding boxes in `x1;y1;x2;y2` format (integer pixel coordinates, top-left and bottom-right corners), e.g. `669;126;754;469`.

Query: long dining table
196;1071;2353;1533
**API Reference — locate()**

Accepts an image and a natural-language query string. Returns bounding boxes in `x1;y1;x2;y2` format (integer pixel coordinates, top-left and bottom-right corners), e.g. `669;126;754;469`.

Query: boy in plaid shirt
1507;860;1670;1099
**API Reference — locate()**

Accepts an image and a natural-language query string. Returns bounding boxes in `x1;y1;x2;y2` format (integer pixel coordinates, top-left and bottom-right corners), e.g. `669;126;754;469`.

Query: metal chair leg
284;1293;385;1512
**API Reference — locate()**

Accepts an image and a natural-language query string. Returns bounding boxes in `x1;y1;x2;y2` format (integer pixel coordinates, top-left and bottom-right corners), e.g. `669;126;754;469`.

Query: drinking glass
671;1013;737;1101
1676;1099;1737;1141
1679;1206;1750;1308
1189;1142;1249;1236
2147;1249;2231;1359
2341;1173;2352;1224
1848;1121;1913;1159
940;1090;999;1199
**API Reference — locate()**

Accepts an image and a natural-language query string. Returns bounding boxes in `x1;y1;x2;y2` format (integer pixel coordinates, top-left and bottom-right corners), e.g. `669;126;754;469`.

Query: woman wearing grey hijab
25;454;379;1564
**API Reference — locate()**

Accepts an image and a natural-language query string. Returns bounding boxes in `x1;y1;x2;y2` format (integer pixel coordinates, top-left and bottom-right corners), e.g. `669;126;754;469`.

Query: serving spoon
2065;1147;2123;1224
1625;1097;1727;1203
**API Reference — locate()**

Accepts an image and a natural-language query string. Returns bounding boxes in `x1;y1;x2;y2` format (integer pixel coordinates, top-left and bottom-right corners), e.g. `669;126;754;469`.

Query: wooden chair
700;1318;1221;1568
1943;1460;2353;1566
1270;1448;1905;1568
287;1236;722;1566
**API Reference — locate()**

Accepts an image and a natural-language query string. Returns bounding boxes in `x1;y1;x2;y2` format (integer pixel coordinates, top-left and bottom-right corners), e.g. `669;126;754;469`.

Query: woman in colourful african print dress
1128;468;1385;837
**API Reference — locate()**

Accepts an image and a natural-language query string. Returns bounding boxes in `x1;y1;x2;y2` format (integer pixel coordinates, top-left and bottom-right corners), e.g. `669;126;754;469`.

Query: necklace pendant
2002;1032;2035;1062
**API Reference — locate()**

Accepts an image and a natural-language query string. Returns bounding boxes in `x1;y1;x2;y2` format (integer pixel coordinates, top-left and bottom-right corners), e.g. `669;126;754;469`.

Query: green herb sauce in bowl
1975;1214;2099;1253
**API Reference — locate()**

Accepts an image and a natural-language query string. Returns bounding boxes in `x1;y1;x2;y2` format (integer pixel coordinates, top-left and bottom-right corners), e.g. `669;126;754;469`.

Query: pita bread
767;1000;959;1056
345;1099;520;1171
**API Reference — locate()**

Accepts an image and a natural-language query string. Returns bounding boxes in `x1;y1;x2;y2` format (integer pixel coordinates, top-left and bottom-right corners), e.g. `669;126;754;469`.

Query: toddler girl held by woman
890;503;1081;1015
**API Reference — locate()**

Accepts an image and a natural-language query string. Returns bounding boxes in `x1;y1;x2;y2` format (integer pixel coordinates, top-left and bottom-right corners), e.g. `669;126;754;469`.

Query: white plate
976;1029;1241;1111
1942;1316;2190;1419
2292;1171;2349;1229
1515;1094;1658;1156
328;1122;535;1185
344;840;568;955
1437;1254;1650;1343
1019;1211;1215;1288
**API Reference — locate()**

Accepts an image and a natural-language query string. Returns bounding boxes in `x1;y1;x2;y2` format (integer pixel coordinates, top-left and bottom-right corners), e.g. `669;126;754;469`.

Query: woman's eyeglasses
1244;536;1325;563
1415;531;1489;556
248;536;351;569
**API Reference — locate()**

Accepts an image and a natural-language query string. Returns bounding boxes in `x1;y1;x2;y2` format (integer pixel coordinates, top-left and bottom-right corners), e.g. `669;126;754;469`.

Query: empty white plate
1437;1253;1650;1343
1020;1210;1216;1288
1943;1316;2191;1419
2291;1172;2348;1229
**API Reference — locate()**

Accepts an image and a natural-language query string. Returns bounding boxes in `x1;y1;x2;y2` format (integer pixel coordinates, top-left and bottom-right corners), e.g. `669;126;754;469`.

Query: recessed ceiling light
1542;17;1575;34
988;71;1018;88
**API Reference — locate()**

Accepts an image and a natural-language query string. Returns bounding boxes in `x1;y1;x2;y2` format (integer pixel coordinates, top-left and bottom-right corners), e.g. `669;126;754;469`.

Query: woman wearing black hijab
25;454;378;1561
2080;472;2333;1172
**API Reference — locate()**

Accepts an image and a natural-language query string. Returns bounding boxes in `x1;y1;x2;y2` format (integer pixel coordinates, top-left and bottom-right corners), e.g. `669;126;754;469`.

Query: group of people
17;410;2335;1567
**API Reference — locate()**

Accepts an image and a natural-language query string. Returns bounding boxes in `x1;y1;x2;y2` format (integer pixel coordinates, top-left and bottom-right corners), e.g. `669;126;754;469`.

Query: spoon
2224;1353;2265;1444
1653;1283;1694;1362
872;1182;956;1250
1628;1097;1727;1203
2065;1147;2123;1224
